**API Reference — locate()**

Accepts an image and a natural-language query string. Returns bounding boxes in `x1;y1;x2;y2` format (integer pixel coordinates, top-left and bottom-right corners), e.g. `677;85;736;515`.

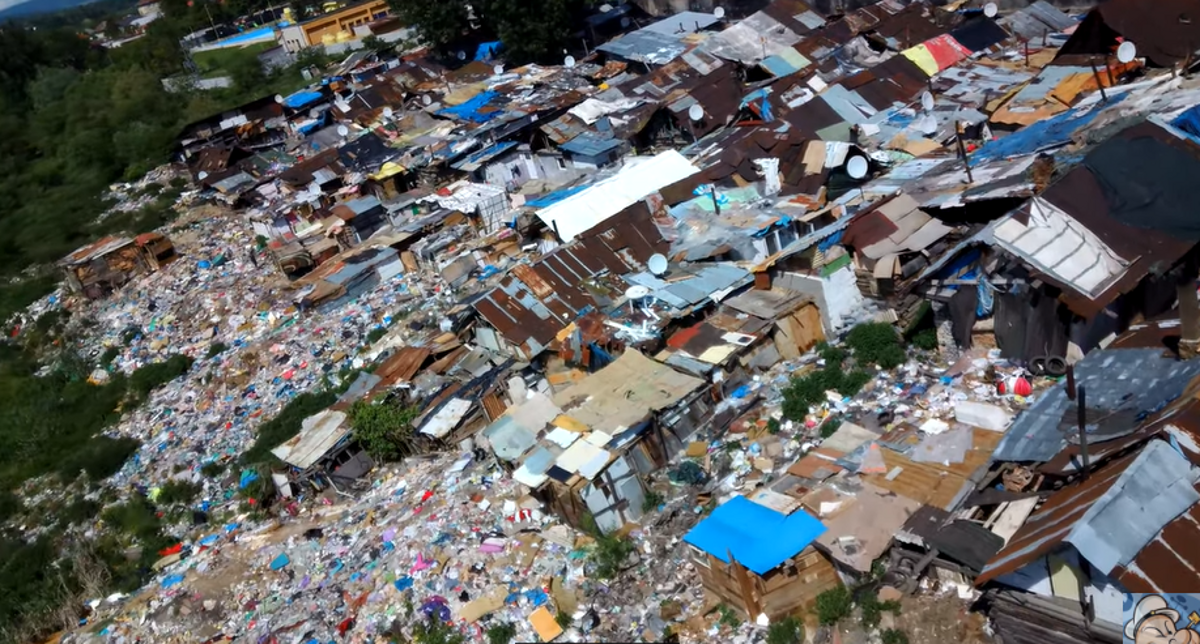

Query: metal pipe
1066;364;1076;401
1077;385;1090;480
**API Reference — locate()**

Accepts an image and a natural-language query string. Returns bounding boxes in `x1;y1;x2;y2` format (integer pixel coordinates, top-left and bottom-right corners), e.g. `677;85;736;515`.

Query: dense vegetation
387;0;593;64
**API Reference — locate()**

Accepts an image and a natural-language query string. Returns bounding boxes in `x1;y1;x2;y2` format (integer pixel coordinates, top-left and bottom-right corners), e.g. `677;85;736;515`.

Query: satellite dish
274;94;284;104
983;2;998;18
846;156;869;179
564;55;576;68
599;3;612;11
337;125;349;137
1116;40;1137;64
714;6;726;19
422;94;432;106
625;285;651;300
382;106;393;118
197;171;209;180
456;51;466;61
688;104;704;121
917;113;938;135
493;63;504;75
920;90;934;112
647;254;668;275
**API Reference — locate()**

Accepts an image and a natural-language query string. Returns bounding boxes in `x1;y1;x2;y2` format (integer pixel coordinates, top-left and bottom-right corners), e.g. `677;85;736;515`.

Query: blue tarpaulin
161;574;185;589
269;553;290;570
525;185;587;208
1172;104;1200;143
437;90;505;124
239;470;259;489
283;90;324;109
972;93;1126;163
475;41;501;60
683;495;827;575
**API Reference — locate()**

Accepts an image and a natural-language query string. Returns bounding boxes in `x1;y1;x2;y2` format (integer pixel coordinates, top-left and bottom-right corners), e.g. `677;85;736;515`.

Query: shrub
199;461;225;478
349;399;420;462
816;341;847;364
642;489;664;513
781;366;872;421
767;616;804;644
860;593;902;629
128;354;193;401
101;497;162;541
366;326;387;344
99;346;120;365
412;614;465;644
57;436;141;482
583;515;634;579
0;491;21;523
155;480;201;505
486;622;516;644
555;610;571;628
911;328;939;351
57;498;100;527
846;322;905;369
767;417;782;434
882;629;910;644
820;417;842;439
205;342;228;359
815;585;853;625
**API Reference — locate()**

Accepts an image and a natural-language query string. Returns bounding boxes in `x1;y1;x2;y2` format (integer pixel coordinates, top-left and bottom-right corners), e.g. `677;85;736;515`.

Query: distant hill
0;0;106;22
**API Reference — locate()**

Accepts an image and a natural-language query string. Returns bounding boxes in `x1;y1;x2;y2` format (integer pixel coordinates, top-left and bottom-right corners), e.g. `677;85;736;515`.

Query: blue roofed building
683;494;842;620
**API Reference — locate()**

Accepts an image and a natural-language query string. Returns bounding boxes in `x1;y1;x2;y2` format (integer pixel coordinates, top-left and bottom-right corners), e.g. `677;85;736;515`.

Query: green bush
366;326;388;344
767;616;804;644
199;461;225;478
582;515;634;579
99;346;120;365
242;390;337;464
846;322;906;369
820;417;842;439
205;342;228;359
56;498;100;526
860;593;902;629
816;341;848;364
486;622;516;644
815;585;853;625
128;354;193;401
56;436;141;482
0;491;21;523
412;614;466;644
349;399;420;462
101;497;162;541
155;480;201;505
781;366;872;421
642;489;664;513
882;629;910;644
911;328;939;351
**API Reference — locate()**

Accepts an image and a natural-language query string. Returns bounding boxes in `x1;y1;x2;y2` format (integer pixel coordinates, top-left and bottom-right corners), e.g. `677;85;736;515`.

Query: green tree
476;0;590;63
348;399;420;462
361;34;389;52
386;0;472;53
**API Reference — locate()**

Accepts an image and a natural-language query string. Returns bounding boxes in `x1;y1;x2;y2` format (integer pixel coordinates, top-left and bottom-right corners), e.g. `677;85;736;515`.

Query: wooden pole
954;121;974;184
1089;58;1109;103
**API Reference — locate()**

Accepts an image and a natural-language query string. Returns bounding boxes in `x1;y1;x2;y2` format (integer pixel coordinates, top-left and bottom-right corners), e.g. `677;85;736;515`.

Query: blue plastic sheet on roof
1172;104;1200;144
475;41;501;60
817;229;843;252
438;90;504;123
283;90;323;109
684;495;826;575
525;185;587;208
972;92;1127;163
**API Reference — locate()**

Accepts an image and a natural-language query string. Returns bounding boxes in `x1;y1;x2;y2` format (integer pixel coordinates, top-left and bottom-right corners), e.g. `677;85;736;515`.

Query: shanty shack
482;350;707;534
59;234;178;300
270;409;374;495
684;495;842;621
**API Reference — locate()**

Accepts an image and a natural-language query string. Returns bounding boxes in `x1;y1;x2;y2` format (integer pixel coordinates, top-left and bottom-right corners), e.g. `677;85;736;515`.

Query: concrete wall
481;148;582;191
776;265;864;337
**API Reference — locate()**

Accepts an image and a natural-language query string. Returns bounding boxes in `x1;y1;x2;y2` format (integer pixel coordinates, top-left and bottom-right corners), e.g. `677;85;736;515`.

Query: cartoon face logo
1126;595;1200;644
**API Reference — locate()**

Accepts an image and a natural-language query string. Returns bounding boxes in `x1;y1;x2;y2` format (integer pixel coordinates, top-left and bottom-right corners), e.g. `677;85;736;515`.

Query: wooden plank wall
692;546;842;620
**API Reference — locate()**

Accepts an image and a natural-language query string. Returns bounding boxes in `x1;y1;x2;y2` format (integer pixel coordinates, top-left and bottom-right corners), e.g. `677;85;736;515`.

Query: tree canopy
387;0;591;64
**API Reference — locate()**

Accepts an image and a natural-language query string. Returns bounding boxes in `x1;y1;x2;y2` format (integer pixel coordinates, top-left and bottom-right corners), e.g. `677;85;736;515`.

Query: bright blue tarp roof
283;90;324;109
683;495;826;575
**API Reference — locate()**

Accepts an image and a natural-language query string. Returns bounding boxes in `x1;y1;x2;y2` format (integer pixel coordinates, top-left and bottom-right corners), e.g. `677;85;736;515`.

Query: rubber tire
1044;356;1067;377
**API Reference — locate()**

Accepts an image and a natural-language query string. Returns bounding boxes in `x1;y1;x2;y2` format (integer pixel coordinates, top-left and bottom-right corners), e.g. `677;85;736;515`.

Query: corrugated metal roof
623;263;753;310
560;132;622;157
418;398;473;438
271;409;350;469
597;30;691;65
450;141;518;172
535;150;699;242
977;440;1200;585
1115;483;1200;592
993;348;1200;463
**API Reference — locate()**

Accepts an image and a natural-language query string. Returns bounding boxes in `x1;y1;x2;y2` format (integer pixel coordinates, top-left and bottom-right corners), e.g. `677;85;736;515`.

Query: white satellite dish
599;3;613;12
917;113;938;135
197;171;209;180
920;90;934;112
983;2;998;18
846;156;869;179
456;51;466;61
493;64;504;75
422;94;432;106
625;285;651;300
647;254;668;276
382;106;393;118
564;55;576;68
1116;40;1138;64
337;125;349;137
688;104;704;121
274;94;284;104
714;6;726;19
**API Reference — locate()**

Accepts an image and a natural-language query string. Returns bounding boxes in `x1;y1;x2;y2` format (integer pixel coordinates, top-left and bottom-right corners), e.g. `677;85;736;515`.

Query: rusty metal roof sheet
1057;0;1200;67
373;346;433;386
977;440;1200;587
61;236;136;266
